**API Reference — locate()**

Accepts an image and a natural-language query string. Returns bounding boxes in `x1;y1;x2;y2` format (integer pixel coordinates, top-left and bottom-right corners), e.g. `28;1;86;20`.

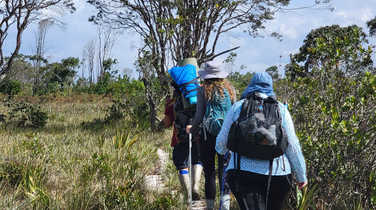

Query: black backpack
227;92;288;160
174;90;196;142
227;92;289;209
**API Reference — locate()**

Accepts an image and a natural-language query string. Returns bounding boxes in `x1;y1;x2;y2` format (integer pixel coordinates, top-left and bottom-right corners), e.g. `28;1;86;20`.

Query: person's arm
158;97;174;129
281;104;308;188
186;87;205;134
215;100;241;155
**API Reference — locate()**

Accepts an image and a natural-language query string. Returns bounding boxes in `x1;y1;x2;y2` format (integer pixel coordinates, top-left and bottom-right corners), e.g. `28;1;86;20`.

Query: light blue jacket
215;99;307;183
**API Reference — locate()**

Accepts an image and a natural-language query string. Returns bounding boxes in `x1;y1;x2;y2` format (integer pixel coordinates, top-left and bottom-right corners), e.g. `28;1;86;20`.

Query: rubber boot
178;170;191;200
220;194;231;210
192;164;203;200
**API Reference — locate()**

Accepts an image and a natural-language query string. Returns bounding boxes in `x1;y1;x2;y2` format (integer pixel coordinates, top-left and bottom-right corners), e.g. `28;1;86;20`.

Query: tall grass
0;95;181;209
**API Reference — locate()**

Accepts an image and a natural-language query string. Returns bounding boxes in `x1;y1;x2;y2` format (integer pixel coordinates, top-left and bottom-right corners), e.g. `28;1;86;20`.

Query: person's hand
298;181;308;190
186;125;192;134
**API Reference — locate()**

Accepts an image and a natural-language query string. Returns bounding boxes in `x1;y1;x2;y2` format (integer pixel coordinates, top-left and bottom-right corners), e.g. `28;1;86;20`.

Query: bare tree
87;0;296;67
35;19;52;68
83;40;96;84
0;0;75;81
32;18;54;94
88;0;330;128
97;25;118;80
81;48;87;79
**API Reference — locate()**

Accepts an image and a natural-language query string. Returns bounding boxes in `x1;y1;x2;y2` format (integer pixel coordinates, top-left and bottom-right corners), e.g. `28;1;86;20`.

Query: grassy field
0;94;188;209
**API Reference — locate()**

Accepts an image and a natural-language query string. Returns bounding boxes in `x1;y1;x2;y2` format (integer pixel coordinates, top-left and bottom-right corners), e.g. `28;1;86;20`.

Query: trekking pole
188;132;193;210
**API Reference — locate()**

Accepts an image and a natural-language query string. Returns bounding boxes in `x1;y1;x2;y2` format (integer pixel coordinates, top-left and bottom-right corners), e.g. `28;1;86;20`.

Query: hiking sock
178;169;191;199
192;164;203;200
206;199;215;210
220;194;231;210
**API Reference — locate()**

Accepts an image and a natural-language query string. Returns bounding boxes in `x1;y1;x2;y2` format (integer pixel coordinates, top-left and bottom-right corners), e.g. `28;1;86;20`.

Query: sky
4;0;376;78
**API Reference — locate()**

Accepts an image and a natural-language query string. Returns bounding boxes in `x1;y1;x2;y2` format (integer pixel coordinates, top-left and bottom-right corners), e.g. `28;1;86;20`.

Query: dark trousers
226;170;292;210
172;140;201;170
200;133;231;200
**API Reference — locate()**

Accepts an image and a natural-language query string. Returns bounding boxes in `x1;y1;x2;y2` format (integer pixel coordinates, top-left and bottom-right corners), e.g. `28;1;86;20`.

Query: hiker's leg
172;141;189;171
220;194;231;210
191;140;203;200
200;134;217;200
218;153;231;195
226;170;267;210
178;168;191;197
172;142;190;198
218;153;231;210
206;199;215;210
191;164;203;200
268;174;292;210
226;171;247;209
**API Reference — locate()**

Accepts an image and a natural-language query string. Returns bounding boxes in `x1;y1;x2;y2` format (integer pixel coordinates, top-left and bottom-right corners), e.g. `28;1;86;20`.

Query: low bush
0;80;21;96
6;100;48;128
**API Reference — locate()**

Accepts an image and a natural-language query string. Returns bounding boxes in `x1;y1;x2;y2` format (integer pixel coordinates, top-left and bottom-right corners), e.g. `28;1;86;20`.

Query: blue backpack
203;89;232;137
168;64;199;107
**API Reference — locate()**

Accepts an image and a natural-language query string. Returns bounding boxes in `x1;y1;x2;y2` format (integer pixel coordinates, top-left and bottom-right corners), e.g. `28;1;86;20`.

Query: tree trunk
142;77;158;130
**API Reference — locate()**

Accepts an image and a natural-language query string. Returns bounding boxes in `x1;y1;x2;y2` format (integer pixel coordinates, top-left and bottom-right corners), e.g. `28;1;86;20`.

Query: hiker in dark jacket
186;60;236;210
161;76;203;202
215;72;308;210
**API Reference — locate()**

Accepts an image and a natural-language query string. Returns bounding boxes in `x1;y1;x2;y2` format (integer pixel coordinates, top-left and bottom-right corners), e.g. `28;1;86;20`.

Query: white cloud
228;35;246;49
240;63;269;73
73;0;87;11
279;24;299;39
333;3;375;26
360;8;373;22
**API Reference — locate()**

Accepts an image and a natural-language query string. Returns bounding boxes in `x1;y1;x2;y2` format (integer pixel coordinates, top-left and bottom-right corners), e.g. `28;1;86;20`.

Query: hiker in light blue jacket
216;72;308;210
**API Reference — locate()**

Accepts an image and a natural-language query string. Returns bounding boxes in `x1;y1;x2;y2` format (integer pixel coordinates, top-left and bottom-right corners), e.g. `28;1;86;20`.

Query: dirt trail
144;148;206;209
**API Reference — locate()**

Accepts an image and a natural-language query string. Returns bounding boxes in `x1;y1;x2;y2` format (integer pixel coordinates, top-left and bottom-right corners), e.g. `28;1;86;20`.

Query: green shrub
79;152;112;186
283;71;376;209
0;80;21;96
6;100;48;128
0;161;24;187
105;98;128;122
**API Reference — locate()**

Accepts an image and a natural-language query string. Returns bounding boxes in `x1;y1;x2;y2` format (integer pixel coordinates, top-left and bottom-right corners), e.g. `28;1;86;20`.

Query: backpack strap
233;151;241;192
266;160;273;210
179;77;199;87
179;77;200;97
232;98;251;192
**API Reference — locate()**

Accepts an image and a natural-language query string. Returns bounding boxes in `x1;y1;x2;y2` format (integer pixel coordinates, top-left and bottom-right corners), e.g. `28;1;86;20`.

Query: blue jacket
215;99;307;183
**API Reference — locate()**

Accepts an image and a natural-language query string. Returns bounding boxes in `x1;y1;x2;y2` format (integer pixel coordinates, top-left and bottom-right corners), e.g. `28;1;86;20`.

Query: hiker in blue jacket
215;72;308;210
186;60;236;210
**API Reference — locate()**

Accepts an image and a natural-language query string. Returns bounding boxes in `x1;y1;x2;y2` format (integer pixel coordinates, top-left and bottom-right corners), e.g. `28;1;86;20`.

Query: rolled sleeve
216;100;242;155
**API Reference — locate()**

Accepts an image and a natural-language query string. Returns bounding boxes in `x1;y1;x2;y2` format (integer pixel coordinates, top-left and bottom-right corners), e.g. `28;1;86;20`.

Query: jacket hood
241;72;275;99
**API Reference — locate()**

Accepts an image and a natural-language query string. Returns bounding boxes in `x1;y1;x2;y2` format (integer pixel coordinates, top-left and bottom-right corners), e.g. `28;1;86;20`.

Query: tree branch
201;46;240;63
